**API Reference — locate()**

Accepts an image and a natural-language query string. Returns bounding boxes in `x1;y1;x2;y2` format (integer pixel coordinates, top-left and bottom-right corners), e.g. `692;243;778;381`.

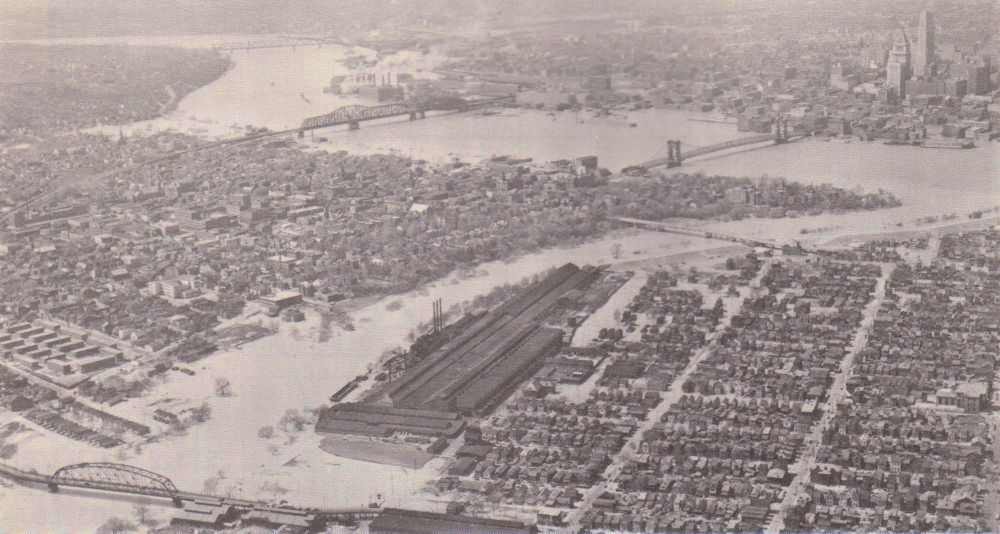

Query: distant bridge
609;216;781;249
0;461;378;521
212;37;343;52
5;95;514;227
299;95;515;131
639;118;794;170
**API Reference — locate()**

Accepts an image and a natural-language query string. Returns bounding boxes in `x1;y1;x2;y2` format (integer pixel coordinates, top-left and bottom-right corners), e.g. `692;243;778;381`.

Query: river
1;230;723;532
2;35;999;532
111;42;998;231
64;36;997;225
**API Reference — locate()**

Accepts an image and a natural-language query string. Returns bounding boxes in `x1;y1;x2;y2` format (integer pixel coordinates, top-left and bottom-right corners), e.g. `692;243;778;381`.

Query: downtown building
885;27;911;100
912;10;935;79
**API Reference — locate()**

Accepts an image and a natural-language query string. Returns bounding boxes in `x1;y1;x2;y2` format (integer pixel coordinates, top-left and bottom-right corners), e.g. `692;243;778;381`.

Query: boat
921;138;974;149
687;116;737;125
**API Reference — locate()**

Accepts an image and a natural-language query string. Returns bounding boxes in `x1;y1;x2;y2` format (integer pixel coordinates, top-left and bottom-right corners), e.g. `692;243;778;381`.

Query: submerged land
0;0;999;532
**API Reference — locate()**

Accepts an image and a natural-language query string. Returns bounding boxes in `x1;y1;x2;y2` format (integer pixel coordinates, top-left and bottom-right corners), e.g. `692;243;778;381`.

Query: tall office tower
913;10;935;78
887;27;912;98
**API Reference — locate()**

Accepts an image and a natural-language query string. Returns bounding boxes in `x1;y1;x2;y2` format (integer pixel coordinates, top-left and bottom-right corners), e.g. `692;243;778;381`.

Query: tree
132;503;154;527
190;402;212;423
258;425;274;439
96;517;135;534
214;377;232;397
279;409;307;432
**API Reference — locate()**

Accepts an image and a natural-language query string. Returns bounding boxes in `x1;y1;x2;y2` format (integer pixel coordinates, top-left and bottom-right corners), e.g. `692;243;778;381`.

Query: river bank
2;30;998;532
0;228;727;532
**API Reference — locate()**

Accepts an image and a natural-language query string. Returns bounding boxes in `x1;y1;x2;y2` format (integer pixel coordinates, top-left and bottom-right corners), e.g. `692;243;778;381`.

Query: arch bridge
48;462;180;504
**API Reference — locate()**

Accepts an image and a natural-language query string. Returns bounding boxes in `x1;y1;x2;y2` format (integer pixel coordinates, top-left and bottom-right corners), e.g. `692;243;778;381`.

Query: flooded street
2;31;999;532
1;229;716;531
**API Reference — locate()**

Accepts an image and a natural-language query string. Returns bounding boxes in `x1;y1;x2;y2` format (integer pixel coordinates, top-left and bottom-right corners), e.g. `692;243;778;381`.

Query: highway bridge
0;461;379;522
609;216;781;249
639;118;794;170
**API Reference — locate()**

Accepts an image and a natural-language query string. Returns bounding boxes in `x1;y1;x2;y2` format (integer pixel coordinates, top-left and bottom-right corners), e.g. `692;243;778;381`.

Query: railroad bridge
299;95;514;132
641;117;792;170
0;460;377;522
47;462;183;505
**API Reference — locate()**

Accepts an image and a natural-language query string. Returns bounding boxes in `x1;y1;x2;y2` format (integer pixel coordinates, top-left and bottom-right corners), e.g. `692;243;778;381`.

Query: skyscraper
886;27;911;98
914;10;935;78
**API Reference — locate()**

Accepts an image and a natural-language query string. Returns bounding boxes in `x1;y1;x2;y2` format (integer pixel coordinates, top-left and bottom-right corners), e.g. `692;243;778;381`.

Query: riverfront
1;4;999;530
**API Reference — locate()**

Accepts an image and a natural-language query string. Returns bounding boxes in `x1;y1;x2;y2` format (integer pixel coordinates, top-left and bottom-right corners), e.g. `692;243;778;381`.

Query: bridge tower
774;118;789;143
666;140;682;167
348;121;360;131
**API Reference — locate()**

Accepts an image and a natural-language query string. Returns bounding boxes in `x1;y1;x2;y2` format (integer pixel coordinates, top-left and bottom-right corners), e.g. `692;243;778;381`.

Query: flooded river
1;35;999;532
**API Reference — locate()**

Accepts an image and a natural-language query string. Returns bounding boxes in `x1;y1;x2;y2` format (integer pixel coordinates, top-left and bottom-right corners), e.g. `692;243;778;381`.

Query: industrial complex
316;263;601;438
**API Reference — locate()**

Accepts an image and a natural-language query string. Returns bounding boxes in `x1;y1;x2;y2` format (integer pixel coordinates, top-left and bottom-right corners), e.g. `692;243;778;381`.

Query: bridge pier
298;130;305;139
348;121;360;131
48;482;59;493
173;497;183;508
774;118;789;143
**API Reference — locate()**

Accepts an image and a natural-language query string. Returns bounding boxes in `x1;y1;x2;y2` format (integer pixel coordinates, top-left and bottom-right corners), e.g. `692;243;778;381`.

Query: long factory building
317;263;598;438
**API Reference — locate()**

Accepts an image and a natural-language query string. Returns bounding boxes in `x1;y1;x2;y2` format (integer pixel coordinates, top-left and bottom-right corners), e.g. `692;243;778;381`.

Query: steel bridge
640;118;792;170
0;461;378;522
47;462;181;503
212;37;343;52
299;95;514;131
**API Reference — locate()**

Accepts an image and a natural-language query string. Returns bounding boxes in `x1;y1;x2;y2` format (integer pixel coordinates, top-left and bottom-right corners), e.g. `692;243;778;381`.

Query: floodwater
2;35;999;531
1;230;718;531
108;42;998;224
77;39;998;222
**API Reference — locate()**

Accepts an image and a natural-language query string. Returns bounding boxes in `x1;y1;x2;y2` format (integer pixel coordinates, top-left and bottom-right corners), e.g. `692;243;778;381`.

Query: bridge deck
639;134;780;169
0;462;375;519
299;95;514;131
609;216;779;249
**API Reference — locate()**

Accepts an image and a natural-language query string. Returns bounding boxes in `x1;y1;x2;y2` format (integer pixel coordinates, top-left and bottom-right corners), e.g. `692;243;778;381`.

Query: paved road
764;263;895;533
564;260;775;531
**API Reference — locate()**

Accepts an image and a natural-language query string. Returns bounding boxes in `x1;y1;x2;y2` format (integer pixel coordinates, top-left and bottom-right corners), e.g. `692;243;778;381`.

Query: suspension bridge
639;117;795;170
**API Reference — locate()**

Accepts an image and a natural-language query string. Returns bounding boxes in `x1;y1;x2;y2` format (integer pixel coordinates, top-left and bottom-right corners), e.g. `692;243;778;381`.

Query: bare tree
97;517;135;534
190;402;212;423
214;377;232;397
132;503;155;527
611;242;623;259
